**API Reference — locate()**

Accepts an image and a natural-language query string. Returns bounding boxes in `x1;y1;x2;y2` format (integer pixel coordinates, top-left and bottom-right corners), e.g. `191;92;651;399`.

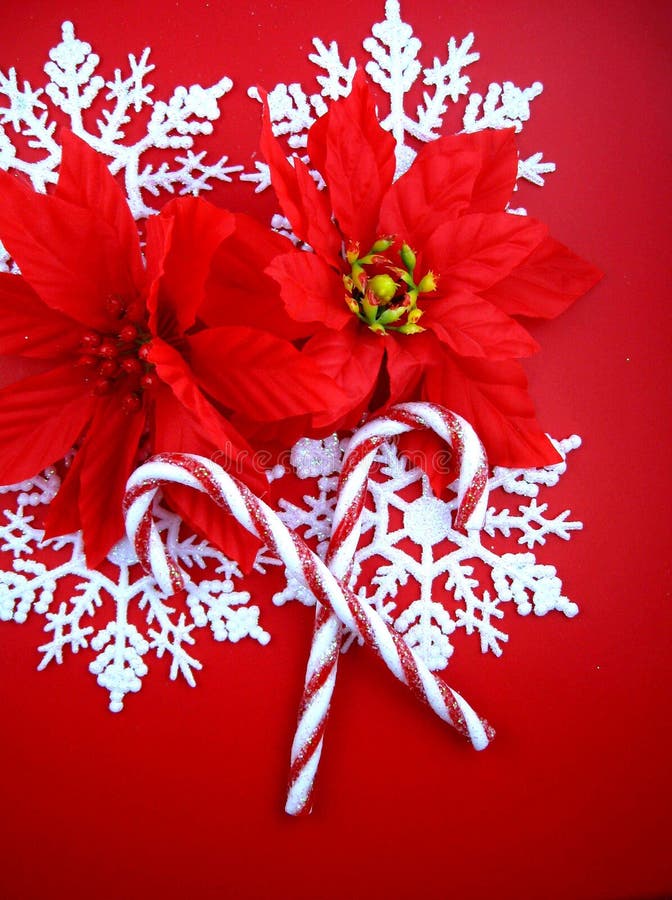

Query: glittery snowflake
276;435;582;668
0;18;241;235
242;0;555;208
0;468;270;712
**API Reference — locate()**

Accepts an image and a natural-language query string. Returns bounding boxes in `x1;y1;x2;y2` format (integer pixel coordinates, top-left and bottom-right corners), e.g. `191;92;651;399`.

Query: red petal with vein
423;212;548;294
201;213;310;340
422;353;561;468
423;292;540;360
187;325;349;422
266;250;350;329
152;384;261;571
320;73;397;247
0;273;82;359
77;396;146;566
463;128;519;214
301;324;385;430
44;451;84;539
0;365;93;483
147;338;265;495
481;236;604;319
384;332;439;403
260;100;341;267
0;170;134;332
146;197;234;340
56;130;144;291
396;428;459;500
379;143;481;246
144;213;172;337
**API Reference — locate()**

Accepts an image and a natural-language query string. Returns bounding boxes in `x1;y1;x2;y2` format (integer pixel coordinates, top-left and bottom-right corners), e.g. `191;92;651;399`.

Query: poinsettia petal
463;128;519;214
152;382;264;569
319;73;397;248
165;478;262;572
146;337;257;471
423;212;548;294
144;213;172;337
199;213;305;339
384;331;440;404
260;99;342;267
480;235;604;319
422;352;561;468
378;142;482;246
0;170;135;332
396;428;459;501
0;364;93;483
145;197;234;340
266;250;350;329
423;291;540;360
77;395;146;566
56;130;145;291
0;356;54;388
43;450;84;539
0;273;82;359
186;325;348;422
301;323;385;430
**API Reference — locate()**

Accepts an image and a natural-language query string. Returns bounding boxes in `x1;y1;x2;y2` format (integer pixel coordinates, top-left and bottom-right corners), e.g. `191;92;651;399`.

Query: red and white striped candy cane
286;402;489;815
123;444;493;808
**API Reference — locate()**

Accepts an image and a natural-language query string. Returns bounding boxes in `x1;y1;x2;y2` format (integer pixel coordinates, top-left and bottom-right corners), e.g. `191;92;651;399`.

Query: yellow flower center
343;238;437;334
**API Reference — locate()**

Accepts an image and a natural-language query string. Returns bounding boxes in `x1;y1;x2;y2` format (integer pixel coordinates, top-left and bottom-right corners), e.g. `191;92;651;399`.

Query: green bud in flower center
343;238;437;335
368;274;397;303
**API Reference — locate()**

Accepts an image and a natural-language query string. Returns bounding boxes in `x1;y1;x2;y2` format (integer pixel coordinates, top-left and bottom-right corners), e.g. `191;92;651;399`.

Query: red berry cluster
75;297;156;414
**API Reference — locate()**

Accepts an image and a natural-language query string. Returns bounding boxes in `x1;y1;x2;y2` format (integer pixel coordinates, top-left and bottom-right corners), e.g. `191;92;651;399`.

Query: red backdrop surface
0;2;670;899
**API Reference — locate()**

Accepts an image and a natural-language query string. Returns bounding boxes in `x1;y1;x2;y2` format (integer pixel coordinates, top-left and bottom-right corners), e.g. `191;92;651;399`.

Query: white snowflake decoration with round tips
276;435;581;668
242;0;555;193
0;19;241;224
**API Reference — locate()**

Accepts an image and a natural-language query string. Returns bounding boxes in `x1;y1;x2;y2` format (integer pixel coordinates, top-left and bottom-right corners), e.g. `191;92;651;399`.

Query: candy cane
123;443;493;808
286;403;489;815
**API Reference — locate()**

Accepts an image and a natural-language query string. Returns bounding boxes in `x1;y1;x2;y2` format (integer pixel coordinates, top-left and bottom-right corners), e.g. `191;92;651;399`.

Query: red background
1;2;670;898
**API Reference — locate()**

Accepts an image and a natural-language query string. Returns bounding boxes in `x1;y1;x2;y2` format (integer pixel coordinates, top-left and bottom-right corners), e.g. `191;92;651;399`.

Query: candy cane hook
286;402;489;815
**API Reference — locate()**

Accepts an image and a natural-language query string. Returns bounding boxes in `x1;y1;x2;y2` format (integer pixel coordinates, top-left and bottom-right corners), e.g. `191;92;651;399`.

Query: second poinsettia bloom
261;73;602;469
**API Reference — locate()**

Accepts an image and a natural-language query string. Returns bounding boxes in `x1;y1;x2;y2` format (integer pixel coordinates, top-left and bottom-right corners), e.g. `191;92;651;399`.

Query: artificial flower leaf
146;337;260;479
396;428;459;501
384;332;439;403
422;353;561;468
0;273;83;359
378;142;482;246
320;71;397;248
480;235;604;319
186;325;349;423
0;169;134;332
151;383;262;571
164;479;262;573
202;213;311;341
0;364;94;483
301;323;385;430
266;250;351;329
424;292;540;360
423;212;548;294
259;95;341;267
462;128;519;214
43;449;84;540
56;130;145;291
77;394;147;566
146;196;234;340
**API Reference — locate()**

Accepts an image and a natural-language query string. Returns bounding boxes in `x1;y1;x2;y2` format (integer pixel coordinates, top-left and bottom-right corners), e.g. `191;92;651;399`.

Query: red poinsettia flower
260;73;602;472
0;131;344;567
